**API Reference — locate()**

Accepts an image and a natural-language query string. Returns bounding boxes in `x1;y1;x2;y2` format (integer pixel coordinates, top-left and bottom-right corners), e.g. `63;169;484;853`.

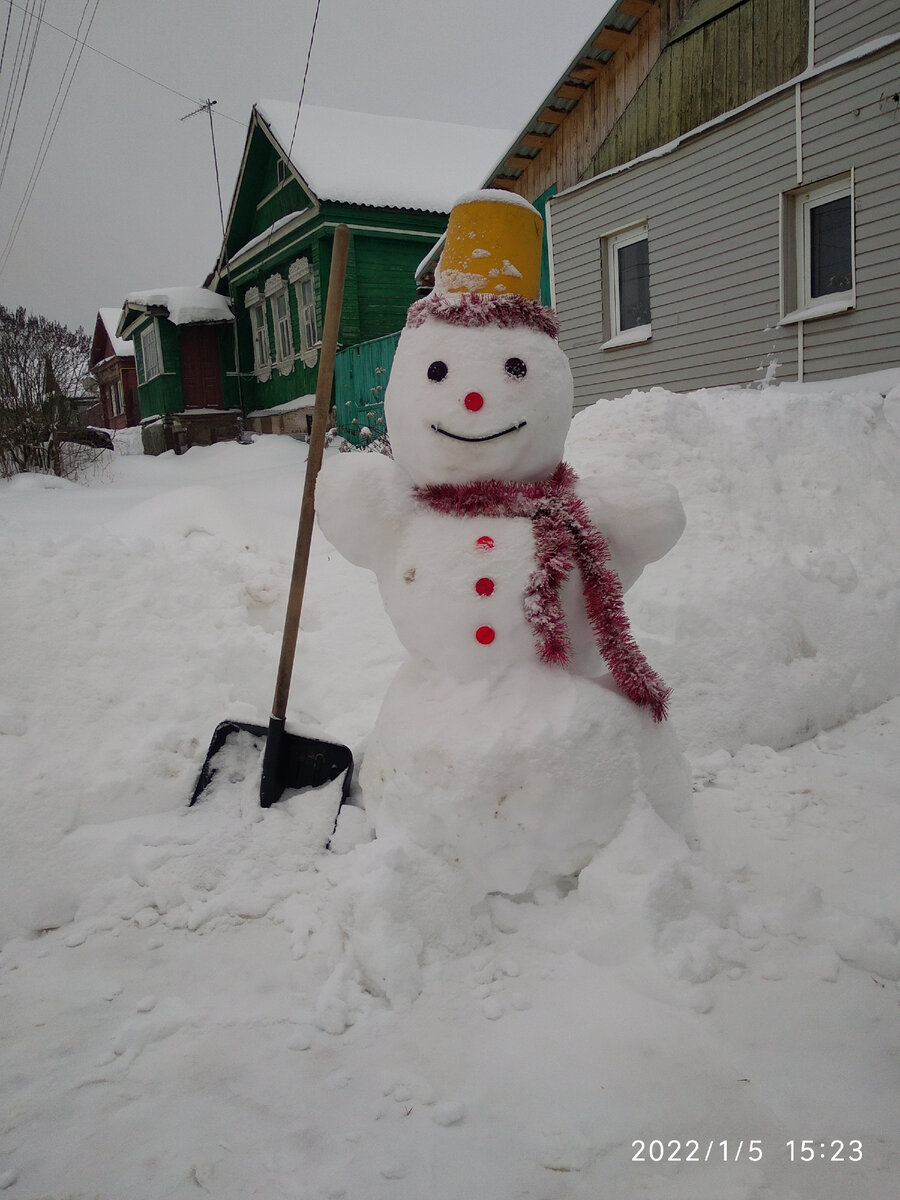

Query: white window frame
289;257;320;367
780;173;855;325
272;288;294;373
110;377;124;417
264;273;295;376
246;286;272;381
140;323;162;382
602;223;652;349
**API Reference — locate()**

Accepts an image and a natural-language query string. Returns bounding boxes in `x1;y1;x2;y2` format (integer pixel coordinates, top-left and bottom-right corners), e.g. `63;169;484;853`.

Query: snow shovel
190;224;354;811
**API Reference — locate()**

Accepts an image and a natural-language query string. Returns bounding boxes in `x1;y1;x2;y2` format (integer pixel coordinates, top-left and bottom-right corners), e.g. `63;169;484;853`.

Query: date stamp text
631;1139;863;1164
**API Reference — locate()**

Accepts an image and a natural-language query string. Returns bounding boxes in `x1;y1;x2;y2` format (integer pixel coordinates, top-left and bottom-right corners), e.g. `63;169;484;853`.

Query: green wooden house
117;287;239;450
117;103;513;450
207;102;515;443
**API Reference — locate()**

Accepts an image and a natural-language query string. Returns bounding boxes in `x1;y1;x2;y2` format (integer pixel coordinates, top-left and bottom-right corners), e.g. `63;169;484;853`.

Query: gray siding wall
813;0;899;64
801;45;900;377
550;40;900;406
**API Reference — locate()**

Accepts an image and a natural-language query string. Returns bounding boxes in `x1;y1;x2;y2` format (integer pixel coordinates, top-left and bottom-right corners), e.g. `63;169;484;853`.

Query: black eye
427;360;448;382
504;357;527;379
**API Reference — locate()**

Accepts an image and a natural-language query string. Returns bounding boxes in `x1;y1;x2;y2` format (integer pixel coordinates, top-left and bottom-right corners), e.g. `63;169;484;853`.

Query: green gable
214;107;449;434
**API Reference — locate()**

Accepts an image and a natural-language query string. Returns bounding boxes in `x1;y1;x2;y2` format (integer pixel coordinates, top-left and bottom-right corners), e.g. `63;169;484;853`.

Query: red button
464;392;484;411
475;535;494;551
475;577;494;596
475;625;495;644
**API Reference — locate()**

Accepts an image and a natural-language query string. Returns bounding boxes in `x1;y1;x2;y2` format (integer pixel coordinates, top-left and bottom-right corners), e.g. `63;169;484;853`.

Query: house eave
480;0;639;191
555;28;900;203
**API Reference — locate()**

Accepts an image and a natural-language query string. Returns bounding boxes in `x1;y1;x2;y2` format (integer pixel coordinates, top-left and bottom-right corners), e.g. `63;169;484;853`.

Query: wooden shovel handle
271;223;350;721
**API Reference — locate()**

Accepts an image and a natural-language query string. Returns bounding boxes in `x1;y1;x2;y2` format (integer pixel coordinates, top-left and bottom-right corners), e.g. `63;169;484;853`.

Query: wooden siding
231;206;443;414
353;235;426;342
501;1;673;200
550;36;900;403
813;0;899;64
551;90;799;406
589;0;807;176
333;331;399;443
498;0;807;202
132;317;184;418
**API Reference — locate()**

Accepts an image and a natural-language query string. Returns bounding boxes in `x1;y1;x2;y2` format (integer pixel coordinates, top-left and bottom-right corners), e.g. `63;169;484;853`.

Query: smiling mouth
430;420;527;443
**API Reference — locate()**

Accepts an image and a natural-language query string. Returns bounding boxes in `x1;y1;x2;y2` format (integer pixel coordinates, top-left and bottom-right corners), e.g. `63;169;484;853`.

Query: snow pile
0;374;898;1199
567;377;900;754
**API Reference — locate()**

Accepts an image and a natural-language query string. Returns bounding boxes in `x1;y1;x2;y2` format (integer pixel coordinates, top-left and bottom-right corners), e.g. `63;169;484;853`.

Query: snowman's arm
577;471;685;593
316;451;411;571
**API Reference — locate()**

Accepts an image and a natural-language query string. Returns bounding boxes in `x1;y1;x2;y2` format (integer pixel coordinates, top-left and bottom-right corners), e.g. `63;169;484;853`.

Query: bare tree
0;304;104;479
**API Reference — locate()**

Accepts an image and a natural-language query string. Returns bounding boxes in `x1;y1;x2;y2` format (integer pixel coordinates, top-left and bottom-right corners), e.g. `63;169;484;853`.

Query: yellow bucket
436;192;543;300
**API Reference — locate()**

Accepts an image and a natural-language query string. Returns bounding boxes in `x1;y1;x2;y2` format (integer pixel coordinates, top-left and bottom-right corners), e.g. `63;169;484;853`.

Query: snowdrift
0;374;898;1199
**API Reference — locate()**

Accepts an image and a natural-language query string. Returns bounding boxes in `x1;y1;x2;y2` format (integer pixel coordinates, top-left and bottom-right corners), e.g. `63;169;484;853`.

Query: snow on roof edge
98;308;133;357
123;286;233;327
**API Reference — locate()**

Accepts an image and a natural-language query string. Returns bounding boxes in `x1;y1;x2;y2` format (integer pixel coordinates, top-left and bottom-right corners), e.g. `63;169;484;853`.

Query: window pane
251;306;269;367
299;278;318;348
810;195;851;298
617;238;651;330
141;326;161;380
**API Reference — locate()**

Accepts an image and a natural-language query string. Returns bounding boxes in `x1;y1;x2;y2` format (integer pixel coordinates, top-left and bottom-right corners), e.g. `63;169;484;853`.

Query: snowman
317;191;692;895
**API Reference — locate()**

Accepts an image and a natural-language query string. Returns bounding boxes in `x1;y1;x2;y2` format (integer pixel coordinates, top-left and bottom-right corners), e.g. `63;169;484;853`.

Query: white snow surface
123;286;233;326
1;372;899;1198
256;101;517;212
98;307;134;358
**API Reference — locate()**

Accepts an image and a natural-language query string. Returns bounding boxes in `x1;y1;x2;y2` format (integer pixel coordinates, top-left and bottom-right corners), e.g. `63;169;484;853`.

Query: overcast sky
0;0;602;333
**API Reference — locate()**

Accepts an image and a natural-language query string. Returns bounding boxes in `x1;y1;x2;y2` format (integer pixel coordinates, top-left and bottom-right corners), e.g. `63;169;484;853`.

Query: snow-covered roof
98;308;133;357
123;286;233;326
254;101;517;213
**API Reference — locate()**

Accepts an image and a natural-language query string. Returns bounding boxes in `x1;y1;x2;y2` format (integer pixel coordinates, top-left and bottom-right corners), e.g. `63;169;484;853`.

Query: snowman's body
317;299;692;893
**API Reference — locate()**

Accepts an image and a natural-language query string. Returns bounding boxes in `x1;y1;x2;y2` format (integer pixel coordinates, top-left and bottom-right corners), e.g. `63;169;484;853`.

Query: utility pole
181;99;246;427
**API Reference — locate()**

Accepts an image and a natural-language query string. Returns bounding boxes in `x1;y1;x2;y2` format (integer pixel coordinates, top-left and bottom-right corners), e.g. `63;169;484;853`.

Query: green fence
333;330;400;446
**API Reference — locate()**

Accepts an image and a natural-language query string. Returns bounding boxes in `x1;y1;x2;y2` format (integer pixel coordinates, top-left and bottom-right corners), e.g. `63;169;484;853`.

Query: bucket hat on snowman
406;189;559;337
409;190;673;722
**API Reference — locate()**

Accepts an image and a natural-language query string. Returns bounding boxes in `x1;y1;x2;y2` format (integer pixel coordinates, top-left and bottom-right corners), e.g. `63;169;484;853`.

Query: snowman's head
385;296;573;486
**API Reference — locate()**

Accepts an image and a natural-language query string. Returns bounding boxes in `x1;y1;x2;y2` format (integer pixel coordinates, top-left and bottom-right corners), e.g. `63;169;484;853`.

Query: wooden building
88;309;139;429
117;288;239;449
208;103;514;442
481;0;900;404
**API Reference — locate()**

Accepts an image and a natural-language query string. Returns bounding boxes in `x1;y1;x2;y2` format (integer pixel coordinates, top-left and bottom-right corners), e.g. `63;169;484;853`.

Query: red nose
464;391;484;411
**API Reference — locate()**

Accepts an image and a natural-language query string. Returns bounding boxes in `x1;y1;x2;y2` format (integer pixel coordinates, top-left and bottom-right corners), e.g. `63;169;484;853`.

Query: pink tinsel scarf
414;462;671;722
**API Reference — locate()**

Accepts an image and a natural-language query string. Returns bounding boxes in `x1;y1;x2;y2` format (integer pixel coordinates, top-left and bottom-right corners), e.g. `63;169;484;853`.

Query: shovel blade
190;718;353;809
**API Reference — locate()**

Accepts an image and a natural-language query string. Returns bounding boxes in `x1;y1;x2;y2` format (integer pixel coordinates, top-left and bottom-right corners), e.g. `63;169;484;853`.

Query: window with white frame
140;323;162;382
781;175;854;322
603;223;651;346
246;287;271;379
264;273;295;376
110;377;124;417
289;257;319;366
272;288;294;372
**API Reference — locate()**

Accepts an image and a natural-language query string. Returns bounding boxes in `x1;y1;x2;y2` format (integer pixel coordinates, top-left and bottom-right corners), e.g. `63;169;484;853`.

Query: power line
0;0;97;278
0;0;45;194
5;0;244;125
288;0;323;159
0;0;247;282
0;2;14;81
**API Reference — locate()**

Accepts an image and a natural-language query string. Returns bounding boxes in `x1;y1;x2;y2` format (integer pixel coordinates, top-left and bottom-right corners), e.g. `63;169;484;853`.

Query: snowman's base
360;660;694;897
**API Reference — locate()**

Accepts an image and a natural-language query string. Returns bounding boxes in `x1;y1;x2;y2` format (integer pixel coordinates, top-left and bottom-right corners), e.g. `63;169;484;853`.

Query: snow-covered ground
1;373;898;1199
